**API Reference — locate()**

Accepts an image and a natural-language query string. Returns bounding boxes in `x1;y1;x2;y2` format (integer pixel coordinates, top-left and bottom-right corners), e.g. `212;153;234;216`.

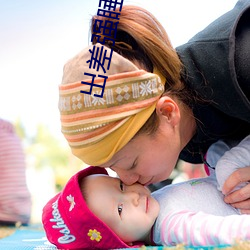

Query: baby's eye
118;204;123;216
120;180;124;191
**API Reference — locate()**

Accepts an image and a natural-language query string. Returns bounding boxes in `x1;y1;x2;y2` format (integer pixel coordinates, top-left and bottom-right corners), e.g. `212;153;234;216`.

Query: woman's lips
143;177;154;186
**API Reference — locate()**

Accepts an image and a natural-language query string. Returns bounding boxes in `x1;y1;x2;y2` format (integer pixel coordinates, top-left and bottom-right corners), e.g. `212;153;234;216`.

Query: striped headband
59;43;165;165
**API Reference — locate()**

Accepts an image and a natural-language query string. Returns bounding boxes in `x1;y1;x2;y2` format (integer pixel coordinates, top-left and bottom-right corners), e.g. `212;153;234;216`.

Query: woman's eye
118;204;123;216
120;180;124;191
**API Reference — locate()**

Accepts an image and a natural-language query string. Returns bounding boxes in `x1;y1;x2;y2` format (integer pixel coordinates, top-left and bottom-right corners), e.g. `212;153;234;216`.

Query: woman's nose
112;168;139;185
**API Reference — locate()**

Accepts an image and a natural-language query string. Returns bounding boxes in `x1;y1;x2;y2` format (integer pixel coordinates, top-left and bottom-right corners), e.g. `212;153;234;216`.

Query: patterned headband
59;43;165;165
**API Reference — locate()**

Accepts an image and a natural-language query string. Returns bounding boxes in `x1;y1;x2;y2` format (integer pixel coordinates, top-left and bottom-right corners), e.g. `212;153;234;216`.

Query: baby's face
84;174;160;244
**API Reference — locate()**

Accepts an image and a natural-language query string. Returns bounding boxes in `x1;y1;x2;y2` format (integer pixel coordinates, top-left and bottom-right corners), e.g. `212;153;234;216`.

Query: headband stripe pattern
58;43;166;165
59;70;164;149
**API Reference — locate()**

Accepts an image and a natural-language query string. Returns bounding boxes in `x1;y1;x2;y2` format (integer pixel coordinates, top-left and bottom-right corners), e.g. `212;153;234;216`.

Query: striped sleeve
0;119;31;224
160;210;250;246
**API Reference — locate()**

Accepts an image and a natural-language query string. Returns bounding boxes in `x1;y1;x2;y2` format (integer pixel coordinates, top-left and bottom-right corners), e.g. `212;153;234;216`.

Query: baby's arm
215;135;250;193
205;139;231;178
159;210;250;247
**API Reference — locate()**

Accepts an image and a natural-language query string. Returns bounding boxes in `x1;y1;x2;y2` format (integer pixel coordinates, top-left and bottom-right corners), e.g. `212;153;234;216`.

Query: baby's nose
126;191;140;206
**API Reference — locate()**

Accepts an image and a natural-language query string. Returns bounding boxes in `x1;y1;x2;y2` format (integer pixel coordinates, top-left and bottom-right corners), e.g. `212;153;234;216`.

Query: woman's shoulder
176;0;250;123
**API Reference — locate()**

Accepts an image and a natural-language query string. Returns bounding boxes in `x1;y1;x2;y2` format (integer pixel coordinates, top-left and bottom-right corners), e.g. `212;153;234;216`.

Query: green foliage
14;118;26;139
14;120;85;191
27;124;69;169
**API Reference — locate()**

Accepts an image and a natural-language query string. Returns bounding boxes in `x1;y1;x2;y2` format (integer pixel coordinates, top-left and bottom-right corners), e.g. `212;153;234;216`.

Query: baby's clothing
152;135;250;246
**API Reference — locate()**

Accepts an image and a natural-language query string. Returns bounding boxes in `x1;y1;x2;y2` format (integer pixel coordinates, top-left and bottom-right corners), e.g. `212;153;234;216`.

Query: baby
42;135;250;249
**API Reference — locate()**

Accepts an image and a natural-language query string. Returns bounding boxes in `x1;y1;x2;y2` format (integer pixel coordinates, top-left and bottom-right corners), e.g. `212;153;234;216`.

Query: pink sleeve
0;119;31;224
160;210;250;246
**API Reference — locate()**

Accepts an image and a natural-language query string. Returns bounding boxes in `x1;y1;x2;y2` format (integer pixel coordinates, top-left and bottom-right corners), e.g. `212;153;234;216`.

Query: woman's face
100;119;182;186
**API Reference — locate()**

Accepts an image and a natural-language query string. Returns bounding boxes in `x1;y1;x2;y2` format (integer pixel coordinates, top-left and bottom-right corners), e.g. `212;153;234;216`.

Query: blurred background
0;0;238;223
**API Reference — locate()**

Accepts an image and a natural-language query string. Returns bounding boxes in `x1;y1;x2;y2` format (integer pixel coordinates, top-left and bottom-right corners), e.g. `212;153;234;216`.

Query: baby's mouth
146;196;149;213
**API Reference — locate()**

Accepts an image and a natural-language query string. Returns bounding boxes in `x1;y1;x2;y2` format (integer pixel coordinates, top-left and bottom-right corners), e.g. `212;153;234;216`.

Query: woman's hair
90;5;194;135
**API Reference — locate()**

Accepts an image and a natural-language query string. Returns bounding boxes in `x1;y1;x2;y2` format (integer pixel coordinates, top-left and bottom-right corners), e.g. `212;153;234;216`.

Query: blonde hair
90;5;192;135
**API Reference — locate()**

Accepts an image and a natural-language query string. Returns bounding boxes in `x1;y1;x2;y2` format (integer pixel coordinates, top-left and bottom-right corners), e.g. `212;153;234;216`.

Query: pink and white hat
42;166;142;249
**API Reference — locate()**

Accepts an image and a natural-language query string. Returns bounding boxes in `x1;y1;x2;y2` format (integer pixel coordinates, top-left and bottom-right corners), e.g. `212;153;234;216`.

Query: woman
59;1;250;211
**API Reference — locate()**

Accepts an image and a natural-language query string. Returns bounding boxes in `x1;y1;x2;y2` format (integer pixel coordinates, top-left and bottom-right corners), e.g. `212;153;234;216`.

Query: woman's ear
156;96;180;126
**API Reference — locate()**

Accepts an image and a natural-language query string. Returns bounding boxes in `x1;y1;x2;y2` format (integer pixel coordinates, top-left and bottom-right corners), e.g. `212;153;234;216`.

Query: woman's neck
179;104;197;149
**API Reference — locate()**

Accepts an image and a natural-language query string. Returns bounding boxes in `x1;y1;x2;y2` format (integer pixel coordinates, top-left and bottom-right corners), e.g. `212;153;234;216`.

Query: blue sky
0;0;238;139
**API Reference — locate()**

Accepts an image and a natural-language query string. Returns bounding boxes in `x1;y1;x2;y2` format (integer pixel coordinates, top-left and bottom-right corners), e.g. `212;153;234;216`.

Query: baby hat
42;166;141;249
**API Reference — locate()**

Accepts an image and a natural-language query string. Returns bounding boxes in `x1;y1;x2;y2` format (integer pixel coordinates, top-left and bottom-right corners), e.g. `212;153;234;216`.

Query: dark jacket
176;0;250;163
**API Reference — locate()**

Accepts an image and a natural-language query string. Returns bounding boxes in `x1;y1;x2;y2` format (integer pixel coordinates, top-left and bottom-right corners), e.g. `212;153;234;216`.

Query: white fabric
152;135;250;247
